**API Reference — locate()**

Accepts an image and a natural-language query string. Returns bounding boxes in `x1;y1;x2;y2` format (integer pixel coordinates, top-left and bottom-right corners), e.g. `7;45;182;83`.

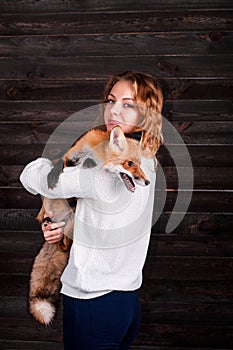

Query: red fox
29;126;150;325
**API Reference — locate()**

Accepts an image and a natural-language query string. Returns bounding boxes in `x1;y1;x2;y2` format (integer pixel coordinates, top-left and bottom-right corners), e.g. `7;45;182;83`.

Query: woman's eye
107;99;115;104
124;103;134;109
128;161;134;167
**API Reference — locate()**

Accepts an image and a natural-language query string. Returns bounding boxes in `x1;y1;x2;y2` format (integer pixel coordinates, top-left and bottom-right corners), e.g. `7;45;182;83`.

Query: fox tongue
120;172;135;192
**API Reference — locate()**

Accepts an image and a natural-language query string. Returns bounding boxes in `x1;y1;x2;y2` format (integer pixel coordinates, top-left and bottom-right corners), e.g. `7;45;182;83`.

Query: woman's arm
20;157;97;199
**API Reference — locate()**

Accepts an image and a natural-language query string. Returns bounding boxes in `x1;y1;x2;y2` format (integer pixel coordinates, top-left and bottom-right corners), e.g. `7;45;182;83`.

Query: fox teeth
120;173;135;192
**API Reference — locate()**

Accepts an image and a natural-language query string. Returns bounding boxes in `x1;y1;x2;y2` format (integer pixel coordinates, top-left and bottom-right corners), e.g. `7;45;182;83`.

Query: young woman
20;71;163;350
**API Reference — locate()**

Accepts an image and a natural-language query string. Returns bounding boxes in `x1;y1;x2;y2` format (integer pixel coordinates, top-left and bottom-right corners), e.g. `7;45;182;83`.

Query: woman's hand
41;211;65;244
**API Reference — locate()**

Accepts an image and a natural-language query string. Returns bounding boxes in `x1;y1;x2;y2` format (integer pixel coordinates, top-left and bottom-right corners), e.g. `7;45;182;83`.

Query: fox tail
29;241;69;325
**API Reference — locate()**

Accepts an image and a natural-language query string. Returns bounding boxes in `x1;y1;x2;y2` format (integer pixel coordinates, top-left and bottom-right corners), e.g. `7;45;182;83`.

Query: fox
29;125;150;325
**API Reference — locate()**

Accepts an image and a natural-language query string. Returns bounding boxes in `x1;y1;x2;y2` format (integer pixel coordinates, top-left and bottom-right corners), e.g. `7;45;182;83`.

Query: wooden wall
0;1;232;349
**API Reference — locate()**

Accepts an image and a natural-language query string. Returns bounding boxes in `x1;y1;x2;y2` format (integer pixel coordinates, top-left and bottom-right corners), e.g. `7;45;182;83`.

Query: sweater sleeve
20;157;98;199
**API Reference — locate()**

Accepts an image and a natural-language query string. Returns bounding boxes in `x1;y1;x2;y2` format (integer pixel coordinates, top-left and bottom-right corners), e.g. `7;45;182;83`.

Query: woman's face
104;80;140;133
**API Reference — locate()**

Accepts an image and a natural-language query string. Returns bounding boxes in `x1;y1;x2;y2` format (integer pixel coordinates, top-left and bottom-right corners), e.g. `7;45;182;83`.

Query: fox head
102;126;150;192
47;125;150;192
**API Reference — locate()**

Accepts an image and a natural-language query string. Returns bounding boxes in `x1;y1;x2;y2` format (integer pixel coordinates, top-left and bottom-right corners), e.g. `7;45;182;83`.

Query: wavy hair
98;71;164;156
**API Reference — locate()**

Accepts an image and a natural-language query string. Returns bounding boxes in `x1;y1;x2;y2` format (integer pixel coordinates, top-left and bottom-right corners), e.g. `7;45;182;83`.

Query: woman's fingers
44;228;64;244
41;213;66;243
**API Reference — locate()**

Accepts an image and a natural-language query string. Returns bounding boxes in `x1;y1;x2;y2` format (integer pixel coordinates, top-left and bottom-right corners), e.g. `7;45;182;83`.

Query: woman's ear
109;126;128;154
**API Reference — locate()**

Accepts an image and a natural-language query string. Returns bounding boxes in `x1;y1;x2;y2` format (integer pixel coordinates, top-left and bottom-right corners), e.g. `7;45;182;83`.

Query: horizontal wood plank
1;295;232;326
0;316;232;348
1;32;232;57
0;79;232;102
135;323;233;348
0;100;232;123
0;0;232;14
1;121;233;145
0;11;232;35
0;56;232;81
0;340;63;350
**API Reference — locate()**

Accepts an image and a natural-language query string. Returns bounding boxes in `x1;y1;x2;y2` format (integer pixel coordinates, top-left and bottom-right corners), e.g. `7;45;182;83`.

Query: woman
20;71;163;350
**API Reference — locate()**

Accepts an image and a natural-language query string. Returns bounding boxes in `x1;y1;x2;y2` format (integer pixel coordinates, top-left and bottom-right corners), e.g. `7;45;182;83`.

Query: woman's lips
108;120;122;127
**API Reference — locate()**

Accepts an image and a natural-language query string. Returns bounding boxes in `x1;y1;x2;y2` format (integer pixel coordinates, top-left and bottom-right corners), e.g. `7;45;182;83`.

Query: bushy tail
29;298;56;325
29;241;70;325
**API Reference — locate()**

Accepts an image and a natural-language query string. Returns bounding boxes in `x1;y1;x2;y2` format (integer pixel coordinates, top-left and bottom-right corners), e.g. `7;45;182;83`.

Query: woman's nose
111;102;122;115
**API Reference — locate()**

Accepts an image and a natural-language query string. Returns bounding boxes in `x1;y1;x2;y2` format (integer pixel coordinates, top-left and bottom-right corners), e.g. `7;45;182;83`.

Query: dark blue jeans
63;291;141;350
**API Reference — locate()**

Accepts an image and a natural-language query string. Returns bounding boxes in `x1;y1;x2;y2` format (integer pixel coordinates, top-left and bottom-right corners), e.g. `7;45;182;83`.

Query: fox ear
109;126;127;154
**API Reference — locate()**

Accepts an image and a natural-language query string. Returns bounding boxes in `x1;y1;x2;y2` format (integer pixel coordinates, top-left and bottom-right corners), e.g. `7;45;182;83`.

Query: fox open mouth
120;172;136;192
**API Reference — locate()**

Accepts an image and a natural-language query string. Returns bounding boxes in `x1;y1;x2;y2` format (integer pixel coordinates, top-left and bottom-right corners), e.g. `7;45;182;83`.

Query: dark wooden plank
0;144;49;165
0;317;63;342
0;296;62;319
1;121;233;145
1;32;232;57
148;234;233;257
135;323;233;348
0;275;29;296
140;300;233;325
0;0;232;14
152;212;233;236
164;100;233;122
0;316;232;348
139;279;233;303
0;10;232;35
0;56;232;81
163;166;233;190
158;145;233;167
172;121;233;145
0;231;43;253
0;101;95;122
163;190;233;213
143;256;233;281
0;100;232;122
1;295;233;329
0;79;232;102
0;340;63;350
0;251;34;274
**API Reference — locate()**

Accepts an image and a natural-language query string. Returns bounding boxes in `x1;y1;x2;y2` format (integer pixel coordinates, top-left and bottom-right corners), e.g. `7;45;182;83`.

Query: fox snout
134;176;150;186
122;161;150;184
143;179;150;186
120;160;150;191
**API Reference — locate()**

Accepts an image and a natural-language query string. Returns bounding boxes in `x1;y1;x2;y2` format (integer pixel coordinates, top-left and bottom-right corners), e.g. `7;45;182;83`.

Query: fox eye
128;161;134;167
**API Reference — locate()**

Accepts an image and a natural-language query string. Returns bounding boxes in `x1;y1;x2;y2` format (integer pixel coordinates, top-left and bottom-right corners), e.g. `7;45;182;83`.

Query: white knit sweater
20;157;156;299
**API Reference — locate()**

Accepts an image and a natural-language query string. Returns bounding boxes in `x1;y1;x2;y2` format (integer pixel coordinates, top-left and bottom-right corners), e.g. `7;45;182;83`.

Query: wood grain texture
0;11;232;35
0;1;232;349
0;0;232;14
1;32;232;57
0;56;232;80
